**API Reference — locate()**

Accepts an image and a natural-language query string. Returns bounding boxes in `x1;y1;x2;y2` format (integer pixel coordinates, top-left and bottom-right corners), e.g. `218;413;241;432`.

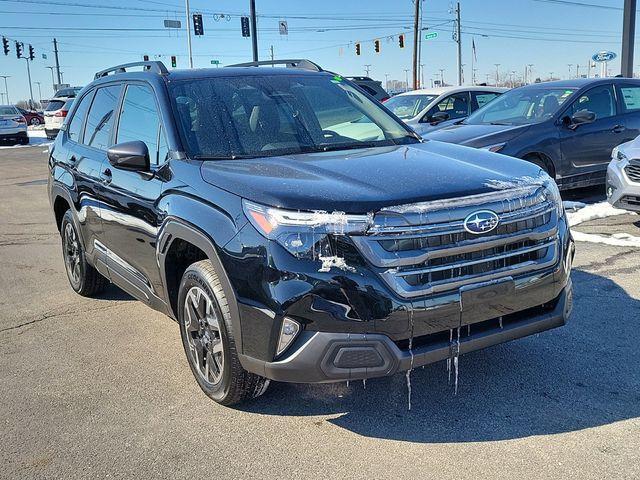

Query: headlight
242;200;372;258
612;145;628;163
480;142;506;153
541;174;564;218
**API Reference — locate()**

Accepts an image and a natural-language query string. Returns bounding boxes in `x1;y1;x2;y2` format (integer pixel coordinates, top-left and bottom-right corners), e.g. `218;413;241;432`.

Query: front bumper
241;282;572;383
607;159;640;212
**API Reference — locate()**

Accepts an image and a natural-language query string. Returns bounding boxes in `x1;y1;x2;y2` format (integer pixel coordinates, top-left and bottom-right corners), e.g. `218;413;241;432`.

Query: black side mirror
567;109;596;129
107;141;150;172
429;111;450;124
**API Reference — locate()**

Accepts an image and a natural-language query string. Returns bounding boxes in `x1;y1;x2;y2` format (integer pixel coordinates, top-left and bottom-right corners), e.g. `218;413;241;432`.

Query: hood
199;141;542;213
422;123;530;147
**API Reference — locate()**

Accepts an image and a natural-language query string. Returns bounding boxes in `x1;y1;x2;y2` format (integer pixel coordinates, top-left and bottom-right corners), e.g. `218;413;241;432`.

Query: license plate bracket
459;277;516;326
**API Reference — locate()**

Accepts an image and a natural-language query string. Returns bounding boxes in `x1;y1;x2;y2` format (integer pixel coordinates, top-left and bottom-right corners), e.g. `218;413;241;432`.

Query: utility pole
0;75;9;104
52;38;62;86
527;64;534;84
185;0;193;68
412;0;420;90
439;68;445;86
455;2;462;86
622;0;636;77
250;0;258;62
403;68;410;91
420;64;425;89
364;64;371;76
567;64;573;79
270;45;274;61
575;64;580;78
494;63;500;86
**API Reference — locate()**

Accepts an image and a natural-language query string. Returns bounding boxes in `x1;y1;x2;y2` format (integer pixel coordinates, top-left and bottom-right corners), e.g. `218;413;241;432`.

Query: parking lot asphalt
1;145;639;479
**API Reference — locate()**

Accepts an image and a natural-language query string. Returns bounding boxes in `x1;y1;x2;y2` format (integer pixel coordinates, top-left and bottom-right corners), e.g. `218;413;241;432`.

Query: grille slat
625;164;640;183
351;188;559;298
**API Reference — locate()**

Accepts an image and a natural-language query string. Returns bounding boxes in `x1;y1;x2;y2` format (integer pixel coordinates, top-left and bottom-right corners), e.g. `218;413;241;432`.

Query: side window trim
114;81;168;167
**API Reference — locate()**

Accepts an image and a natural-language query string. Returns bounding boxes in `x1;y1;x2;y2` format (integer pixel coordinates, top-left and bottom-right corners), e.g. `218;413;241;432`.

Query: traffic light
143;54;149;61
171;55;177;68
193;13;204;35
241;16;250;37
355;43;361;56
374;39;381;53
28;44;34;61
15;41;22;59
398;34;405;48
2;37;9;56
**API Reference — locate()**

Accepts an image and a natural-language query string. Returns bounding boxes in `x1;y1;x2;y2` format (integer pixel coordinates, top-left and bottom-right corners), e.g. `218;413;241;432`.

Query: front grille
351;185;559;298
620;195;640;207
625;162;640;183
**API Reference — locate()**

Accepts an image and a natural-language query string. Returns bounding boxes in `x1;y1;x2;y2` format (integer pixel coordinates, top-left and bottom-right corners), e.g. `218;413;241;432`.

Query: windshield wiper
317;142;382;152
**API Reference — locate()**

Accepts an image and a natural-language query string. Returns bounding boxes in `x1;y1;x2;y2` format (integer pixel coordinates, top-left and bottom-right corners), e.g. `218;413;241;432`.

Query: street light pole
34;81;42;105
22;59;34;108
494;63;500;86
621;0;636;77
0;75;10;104
403;68;410;91
250;0;259;62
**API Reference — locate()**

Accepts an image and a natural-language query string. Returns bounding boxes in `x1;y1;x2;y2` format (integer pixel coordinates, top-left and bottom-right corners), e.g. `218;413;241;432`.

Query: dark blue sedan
422;78;640;189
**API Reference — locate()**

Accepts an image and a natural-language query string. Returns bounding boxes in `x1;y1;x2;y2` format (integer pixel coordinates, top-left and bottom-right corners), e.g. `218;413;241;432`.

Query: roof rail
94;61;169;80
226;59;323;72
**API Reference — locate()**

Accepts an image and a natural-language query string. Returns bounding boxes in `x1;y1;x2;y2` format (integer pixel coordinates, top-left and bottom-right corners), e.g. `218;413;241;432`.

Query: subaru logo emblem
463;210;499;234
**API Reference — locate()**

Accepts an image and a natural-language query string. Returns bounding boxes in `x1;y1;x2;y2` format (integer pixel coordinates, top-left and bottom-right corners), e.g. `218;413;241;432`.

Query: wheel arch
157;218;244;354
53;195;71;232
521;151;557;179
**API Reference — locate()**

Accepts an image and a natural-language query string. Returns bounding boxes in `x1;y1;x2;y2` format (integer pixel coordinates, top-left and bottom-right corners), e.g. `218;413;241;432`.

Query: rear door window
618;85;640;113
83;85;121;150
472;92;501;110
67;92;93;142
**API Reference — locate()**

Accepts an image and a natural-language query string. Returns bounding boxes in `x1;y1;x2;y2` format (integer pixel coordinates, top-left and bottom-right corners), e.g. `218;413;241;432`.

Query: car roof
394;86;507;97
165;66;327;81
518;77;640;89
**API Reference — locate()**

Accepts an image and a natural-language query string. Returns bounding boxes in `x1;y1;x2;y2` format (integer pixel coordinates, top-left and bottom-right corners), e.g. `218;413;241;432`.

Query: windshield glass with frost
168;74;418;159
464;87;576;126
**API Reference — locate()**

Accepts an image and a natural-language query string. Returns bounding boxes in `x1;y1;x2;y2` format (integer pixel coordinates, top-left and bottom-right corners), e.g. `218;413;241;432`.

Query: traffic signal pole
456;2;462;86
185;0;194;68
621;0;636;77
250;0;258;62
23;58;34;108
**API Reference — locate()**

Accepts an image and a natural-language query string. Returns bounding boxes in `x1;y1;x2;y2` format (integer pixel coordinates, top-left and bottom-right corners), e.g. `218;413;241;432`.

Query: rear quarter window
45;101;65;112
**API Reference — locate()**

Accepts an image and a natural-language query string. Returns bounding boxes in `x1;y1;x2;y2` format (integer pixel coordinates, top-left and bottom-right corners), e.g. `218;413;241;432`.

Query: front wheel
178;260;268;406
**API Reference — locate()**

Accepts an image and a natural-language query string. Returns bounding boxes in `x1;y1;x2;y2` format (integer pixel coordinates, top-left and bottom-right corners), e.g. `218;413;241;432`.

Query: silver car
607;139;640;211
0;105;28;145
383;86;507;136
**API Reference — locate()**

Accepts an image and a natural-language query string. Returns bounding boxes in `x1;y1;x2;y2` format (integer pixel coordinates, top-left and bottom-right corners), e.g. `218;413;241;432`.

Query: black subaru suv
48;60;574;405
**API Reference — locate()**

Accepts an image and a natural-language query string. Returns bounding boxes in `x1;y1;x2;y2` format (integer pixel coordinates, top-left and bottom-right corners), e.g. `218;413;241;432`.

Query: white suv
44;98;74;139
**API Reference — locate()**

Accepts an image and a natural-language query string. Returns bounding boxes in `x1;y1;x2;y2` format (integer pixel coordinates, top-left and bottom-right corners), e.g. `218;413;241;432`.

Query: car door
66;85;122;276
614;82;640;142
100;82;168;303
559;84;626;170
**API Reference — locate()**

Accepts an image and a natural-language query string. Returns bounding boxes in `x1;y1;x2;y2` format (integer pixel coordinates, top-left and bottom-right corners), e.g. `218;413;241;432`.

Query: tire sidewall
60;210;88;293
178;264;234;403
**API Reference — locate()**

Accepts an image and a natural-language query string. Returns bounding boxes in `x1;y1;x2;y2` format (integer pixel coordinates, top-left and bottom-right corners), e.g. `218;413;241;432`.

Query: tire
20;136;29;145
30;117;41;126
60;210;108;297
178;260;269;406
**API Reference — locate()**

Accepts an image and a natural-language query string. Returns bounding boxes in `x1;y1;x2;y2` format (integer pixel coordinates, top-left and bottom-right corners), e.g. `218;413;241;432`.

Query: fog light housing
276;317;300;357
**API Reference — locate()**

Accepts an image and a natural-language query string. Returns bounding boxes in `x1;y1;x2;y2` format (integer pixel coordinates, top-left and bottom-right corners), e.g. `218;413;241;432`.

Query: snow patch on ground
0;128;52;149
566;201;640;247
566;201;634;228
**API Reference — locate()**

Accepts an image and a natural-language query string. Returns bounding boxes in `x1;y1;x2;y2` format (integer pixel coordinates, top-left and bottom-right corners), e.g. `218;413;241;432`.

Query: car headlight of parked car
611;145;628;163
541;175;564;219
243;200;372;258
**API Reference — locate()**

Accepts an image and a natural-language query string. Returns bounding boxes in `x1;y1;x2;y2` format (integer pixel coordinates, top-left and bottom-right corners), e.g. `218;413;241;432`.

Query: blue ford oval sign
464;210;500;234
592;51;617;63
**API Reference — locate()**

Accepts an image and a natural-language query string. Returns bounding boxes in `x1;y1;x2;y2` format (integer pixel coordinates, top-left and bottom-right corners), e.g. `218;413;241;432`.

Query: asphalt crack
0;303;120;334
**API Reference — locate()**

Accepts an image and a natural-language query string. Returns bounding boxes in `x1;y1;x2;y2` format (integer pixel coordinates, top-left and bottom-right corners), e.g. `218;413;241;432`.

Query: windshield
45;100;65;112
464;87;576;126
168;74;418;159
0;106;18;116
384;94;438;119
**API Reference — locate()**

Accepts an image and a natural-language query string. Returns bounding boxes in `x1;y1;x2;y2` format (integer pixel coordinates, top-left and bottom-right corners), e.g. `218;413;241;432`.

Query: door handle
613;124;625;133
100;168;112;185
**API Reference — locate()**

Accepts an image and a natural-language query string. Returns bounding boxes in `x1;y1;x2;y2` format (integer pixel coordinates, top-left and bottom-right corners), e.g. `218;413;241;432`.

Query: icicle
454;327;461;395
447;328;453;384
362;379;366;390
346;380;350;388
406;308;415;411
499;316;503;329
467;324;471;336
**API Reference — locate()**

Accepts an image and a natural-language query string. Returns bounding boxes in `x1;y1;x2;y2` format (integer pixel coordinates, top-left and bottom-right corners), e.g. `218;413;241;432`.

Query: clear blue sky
0;0;634;103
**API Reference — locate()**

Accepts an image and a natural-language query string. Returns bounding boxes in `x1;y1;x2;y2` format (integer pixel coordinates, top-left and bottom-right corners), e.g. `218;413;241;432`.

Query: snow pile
566;201;640;248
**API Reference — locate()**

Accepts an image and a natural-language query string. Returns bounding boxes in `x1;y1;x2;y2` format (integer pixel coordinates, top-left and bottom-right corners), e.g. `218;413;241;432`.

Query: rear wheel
20;136;29;145
178;260;269;406
60;210;108;296
30;117;41;126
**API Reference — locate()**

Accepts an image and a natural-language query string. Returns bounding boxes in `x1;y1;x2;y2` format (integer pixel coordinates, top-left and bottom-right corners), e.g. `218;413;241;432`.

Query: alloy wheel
63;222;81;286
184;286;225;385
